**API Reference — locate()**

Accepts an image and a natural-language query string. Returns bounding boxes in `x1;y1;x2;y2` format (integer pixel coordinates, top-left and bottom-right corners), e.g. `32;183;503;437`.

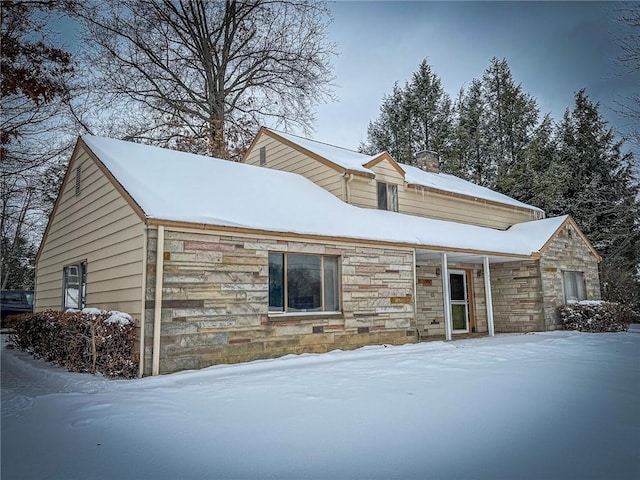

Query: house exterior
35;133;601;376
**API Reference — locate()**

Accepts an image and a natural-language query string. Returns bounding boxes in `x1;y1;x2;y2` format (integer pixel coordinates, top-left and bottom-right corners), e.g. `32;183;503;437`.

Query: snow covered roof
401;163;544;212
263;128;541;213
268;129;376;174
82;135;569;258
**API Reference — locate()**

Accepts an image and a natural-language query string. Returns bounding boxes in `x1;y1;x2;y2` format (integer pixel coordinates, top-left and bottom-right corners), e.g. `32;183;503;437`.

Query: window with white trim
563;271;586;303
63;262;87;309
268;253;340;313
377;182;398;212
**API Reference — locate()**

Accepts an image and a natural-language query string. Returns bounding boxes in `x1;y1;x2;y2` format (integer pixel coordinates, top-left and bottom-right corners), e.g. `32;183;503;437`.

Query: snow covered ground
1;331;639;480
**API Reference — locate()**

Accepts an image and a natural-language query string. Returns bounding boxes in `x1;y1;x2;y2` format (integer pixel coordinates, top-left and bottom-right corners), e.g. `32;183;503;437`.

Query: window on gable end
63;261;87;310
259;146;266;166
563;271;586;303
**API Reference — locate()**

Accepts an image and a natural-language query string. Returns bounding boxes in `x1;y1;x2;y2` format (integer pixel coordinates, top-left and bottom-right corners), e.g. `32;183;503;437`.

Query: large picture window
268;253;340;313
377;182;398;212
563;271;586;303
63;262;86;310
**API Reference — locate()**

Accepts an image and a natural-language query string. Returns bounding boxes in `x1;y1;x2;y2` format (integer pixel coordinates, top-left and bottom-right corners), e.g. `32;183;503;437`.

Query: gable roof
250;127;541;213
76;135;593;260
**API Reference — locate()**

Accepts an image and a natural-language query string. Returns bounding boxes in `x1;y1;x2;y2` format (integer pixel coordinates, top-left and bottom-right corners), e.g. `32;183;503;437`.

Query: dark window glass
449;273;465;301
287;254;322;312
377;182;388;210
268;253;284;311
259;146;266;166
269;253;340;313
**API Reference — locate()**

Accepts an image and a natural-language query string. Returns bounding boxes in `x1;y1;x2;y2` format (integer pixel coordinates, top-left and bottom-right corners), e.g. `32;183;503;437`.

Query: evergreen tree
480;58;539;192
361;83;412;161
556;90;640;309
405;60;453;161
361;60;452;165
450;79;493;185
508;114;565;213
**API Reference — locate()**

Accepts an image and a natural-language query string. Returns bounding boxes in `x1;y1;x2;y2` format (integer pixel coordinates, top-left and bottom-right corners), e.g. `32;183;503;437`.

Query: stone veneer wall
539;222;600;329
415;260;487;337
143;228;416;375
490;260;544;333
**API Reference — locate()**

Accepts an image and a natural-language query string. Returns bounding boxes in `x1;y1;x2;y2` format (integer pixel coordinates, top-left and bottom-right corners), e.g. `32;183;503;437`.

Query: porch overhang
415;249;534;265
414;248;534;342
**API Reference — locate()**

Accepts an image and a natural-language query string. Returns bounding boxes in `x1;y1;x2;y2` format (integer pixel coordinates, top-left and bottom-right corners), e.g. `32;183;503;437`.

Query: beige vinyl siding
350;178;536;228
402;186;538;229
369;159;404;184
348;176;378;208
35;147;144;316
244;133;345;199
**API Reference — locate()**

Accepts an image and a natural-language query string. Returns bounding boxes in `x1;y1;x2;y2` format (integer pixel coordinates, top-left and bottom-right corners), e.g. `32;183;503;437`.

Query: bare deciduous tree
1;0;75;289
66;0;336;159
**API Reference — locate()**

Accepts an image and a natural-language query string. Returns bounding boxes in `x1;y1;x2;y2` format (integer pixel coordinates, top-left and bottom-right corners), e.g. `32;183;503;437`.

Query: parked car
1;289;34;325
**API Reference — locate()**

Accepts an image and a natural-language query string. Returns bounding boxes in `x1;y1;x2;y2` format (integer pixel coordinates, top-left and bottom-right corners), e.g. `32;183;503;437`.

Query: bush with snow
558;301;633;332
9;309;138;378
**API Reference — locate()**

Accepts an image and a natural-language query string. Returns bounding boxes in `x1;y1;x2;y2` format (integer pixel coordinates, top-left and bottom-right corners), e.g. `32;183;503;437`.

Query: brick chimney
415;150;440;173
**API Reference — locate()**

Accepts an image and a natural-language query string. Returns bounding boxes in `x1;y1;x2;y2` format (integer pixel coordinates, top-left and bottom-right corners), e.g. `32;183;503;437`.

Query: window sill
268;311;343;322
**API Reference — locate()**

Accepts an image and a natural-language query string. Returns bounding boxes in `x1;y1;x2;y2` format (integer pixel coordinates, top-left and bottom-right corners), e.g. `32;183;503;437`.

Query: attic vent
75;166;82;196
259;146;266;166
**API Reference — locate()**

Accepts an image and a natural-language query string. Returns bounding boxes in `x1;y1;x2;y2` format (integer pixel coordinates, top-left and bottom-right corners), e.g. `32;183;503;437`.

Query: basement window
377;182;398;212
63;261;87;310
563;271;586;303
269;253;340;313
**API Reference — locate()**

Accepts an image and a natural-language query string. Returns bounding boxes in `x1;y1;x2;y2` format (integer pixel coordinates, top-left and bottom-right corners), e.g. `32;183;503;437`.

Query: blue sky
311;1;638;152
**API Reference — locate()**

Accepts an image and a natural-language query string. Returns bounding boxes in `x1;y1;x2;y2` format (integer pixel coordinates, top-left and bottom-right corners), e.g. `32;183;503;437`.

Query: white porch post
441;252;452;341
152;225;165;376
483;256;495;337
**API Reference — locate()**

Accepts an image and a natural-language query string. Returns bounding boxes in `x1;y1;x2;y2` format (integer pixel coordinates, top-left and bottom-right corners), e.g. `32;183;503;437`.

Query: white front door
449;270;469;332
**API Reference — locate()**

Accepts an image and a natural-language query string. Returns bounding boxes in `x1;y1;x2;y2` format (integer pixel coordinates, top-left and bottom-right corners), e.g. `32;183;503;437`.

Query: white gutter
138;226;148;377
152;225;165;376
441;252;452;341
483;256;495;337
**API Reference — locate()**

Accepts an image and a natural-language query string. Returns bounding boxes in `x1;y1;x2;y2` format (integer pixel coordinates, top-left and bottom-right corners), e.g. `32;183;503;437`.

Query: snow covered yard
1;332;639;480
